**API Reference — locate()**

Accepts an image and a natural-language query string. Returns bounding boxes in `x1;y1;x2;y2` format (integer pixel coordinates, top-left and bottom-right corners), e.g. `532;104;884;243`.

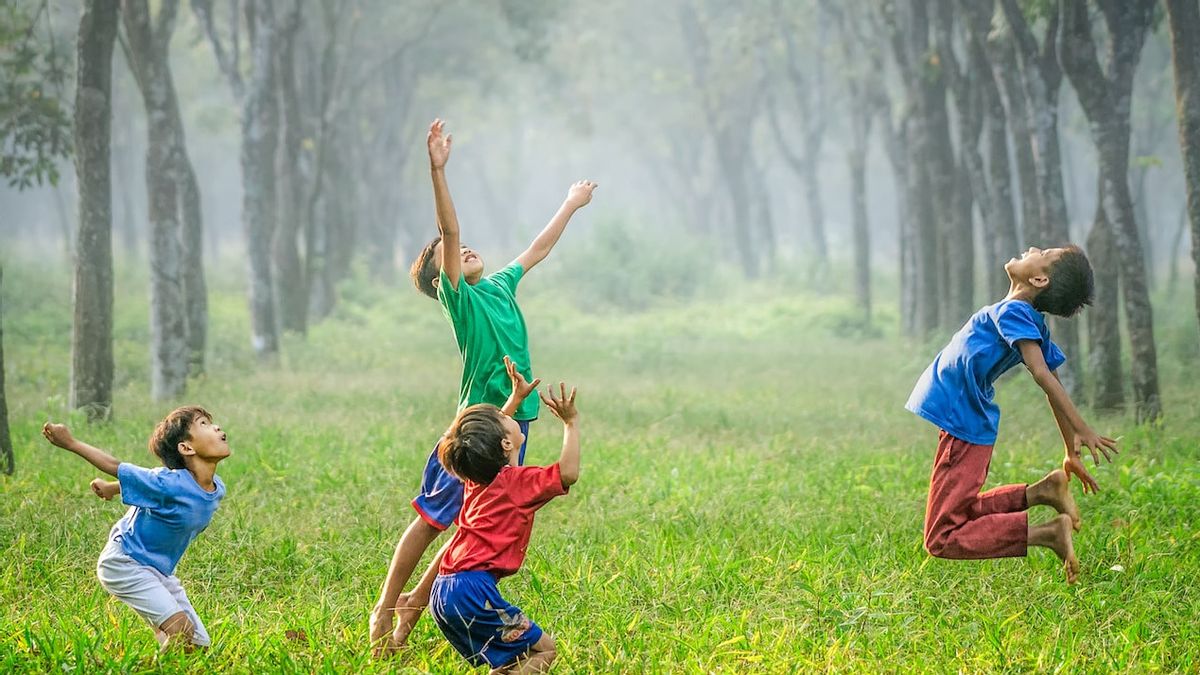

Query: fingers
568;386;577;406
529;377;542;390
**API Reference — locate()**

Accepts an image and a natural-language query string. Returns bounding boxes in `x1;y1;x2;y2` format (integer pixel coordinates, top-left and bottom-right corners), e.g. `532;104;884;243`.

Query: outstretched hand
1074;425;1119;467
1062;451;1100;495
90;478;119;501
564;180;597;210
505;355;541;401
540;382;578;425
42;422;76;450
427;118;452;169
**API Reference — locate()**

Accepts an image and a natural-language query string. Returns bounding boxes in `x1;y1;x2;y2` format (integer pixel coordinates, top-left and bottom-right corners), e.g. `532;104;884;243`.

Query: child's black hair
438;404;509;485
148;405;212;470
1033;245;1094;318
410;235;442;300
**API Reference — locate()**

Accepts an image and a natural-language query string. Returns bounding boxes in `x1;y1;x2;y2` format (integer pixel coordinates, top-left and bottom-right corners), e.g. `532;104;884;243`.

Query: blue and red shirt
440;463;568;578
906;299;1066;445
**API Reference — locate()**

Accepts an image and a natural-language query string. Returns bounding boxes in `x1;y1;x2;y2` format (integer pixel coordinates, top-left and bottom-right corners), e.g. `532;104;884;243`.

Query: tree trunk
882;112;915;335
71;0;118;420
178;156;206;374
273;2;307;333
1166;0;1200;335
848;117;872;323
1059;0;1160;422
1001;0;1084;399
243;1;281;359
0;266;12;475
1086;193;1123;411
123;0;189;401
989;31;1038;248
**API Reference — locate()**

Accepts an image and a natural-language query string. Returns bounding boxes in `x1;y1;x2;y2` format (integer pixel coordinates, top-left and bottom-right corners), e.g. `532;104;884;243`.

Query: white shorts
95;538;211;646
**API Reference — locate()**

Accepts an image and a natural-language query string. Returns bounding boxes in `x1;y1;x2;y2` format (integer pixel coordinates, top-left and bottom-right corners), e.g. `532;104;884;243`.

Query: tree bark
1166;0;1200;336
71;0;118;420
123;0;189;400
1085;191;1124;411
273;1;307;332
243;0;281;359
1001;0;1084;399
0;266;12;475
989;30;1038;249
1059;0;1161;422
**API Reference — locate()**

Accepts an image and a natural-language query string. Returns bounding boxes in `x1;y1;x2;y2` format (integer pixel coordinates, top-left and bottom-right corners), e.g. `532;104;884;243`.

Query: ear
431;276;440;290
500;438;514;452
1030;272;1050;289
178;441;196;457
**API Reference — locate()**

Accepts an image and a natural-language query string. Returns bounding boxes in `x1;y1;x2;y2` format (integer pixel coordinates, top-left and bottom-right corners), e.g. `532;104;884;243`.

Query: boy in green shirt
370;118;596;655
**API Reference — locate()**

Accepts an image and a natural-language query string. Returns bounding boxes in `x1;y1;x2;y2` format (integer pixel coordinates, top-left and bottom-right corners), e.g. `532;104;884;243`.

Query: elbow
560;468;579;487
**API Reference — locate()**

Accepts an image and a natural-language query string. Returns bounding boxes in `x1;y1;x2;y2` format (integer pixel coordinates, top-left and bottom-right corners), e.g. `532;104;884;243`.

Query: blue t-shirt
109;463;225;576
905;299;1066;445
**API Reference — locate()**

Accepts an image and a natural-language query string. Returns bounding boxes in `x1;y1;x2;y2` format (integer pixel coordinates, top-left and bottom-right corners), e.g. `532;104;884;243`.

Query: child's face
500;415;525;466
434;242;485;283
1004;246;1066;289
184;416;231;463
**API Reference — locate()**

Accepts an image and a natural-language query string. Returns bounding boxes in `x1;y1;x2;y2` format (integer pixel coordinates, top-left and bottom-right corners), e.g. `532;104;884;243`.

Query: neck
1003;279;1039;304
185;458;218;491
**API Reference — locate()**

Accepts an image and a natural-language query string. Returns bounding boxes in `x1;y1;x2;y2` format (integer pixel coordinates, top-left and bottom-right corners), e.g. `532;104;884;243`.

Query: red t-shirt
439;463;569;578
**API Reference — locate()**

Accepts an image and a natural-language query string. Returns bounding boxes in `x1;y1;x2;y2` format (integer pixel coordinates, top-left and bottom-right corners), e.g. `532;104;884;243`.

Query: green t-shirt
437;262;538;420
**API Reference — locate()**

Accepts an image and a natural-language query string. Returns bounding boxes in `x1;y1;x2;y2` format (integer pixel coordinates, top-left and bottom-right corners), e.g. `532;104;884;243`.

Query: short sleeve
487;262;524;296
1045;339;1067;372
117;463;168;510
437;268;471;318
508;463;568;509
995;301;1044;348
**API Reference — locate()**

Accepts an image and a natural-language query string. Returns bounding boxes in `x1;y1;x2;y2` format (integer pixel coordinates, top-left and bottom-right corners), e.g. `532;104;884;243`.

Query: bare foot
390;597;426;650
1029;469;1081;532
369;605;393;658
90;479;119;501
1032;513;1079;585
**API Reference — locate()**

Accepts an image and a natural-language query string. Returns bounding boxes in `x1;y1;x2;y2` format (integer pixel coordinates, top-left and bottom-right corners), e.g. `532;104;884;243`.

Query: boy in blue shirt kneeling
42;406;229;651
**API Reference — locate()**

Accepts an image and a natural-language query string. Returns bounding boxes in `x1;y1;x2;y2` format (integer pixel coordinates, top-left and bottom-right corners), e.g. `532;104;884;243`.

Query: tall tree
1059;0;1161;422
121;0;197;399
1085;191;1124;410
273;0;306;333
194;0;280;361
0;266;11;475
1000;0;1084;399
767;0;829;269
71;0;119;420
1166;0;1200;334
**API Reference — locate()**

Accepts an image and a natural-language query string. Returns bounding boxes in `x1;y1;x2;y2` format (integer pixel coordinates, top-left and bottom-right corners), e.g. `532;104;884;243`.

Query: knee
924;533;950;559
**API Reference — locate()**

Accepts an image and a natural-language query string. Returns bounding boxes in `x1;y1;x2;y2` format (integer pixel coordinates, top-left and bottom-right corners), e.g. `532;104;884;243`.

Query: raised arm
1017;341;1119;481
515;180;597;274
428;119;462;290
501;355;541;418
42;422;121;477
540;383;580;487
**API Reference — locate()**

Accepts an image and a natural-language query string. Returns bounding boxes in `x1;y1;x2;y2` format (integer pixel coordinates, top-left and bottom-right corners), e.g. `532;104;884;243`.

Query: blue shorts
412;419;531;530
430;570;544;668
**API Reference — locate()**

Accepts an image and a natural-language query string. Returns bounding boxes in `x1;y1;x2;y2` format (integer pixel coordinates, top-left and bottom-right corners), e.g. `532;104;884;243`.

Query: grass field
1;262;1198;673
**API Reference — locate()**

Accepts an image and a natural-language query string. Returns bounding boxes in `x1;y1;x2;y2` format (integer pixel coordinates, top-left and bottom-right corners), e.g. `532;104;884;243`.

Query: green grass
1;262;1198;673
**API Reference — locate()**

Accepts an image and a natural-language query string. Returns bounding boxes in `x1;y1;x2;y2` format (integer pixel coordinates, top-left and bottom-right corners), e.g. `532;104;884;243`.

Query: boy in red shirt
425;363;579;672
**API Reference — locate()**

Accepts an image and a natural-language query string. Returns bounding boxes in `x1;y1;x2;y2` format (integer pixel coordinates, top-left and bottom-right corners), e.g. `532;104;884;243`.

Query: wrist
430;165;446;174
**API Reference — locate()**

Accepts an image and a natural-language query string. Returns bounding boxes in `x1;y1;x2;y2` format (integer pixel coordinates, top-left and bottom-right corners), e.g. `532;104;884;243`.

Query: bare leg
492;633;557;675
1026;469;1080;531
370;516;442;656
391;540;450;647
1028;513;1079;584
158;611;197;653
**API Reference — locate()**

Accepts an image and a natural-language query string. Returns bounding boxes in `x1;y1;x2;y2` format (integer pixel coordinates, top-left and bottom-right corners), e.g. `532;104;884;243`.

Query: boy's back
906;298;1065;445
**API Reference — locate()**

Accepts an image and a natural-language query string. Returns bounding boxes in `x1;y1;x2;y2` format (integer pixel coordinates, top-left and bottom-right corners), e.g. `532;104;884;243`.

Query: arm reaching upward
428;119;462;290
540;383;580;487
1017;341;1119;492
515;180;597;274
501;355;541;418
42;422;121;477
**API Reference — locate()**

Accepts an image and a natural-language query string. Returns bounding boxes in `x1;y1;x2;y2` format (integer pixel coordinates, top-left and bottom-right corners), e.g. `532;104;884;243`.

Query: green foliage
536;216;721;313
1;263;1199;672
0;1;71;190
